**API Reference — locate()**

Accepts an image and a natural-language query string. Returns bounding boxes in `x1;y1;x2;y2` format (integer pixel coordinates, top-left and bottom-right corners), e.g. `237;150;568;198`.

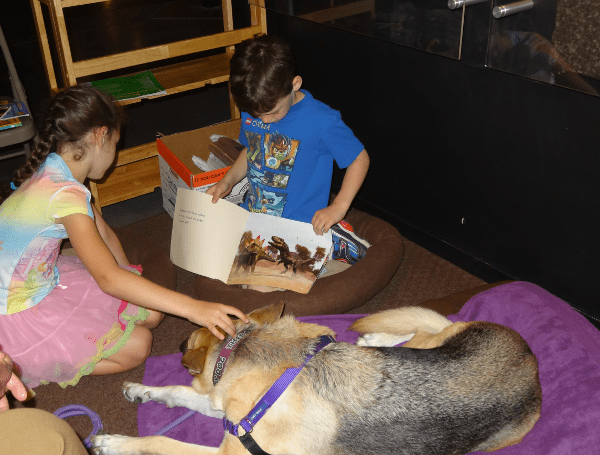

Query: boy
207;34;370;265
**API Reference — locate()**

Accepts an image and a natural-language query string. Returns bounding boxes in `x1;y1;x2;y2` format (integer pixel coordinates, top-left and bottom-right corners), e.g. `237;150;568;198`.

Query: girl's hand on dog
193;302;249;340
0;351;28;412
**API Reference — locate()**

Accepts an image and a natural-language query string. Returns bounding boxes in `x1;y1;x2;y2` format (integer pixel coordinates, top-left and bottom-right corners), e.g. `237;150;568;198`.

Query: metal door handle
448;0;487;10
493;0;534;18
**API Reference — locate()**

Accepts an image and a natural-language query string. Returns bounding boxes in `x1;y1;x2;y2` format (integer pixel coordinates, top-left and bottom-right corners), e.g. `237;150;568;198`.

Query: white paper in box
156;120;248;218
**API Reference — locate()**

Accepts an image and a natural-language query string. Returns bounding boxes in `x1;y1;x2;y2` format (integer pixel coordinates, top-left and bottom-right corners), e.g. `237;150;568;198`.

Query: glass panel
488;0;600;96
254;0;465;59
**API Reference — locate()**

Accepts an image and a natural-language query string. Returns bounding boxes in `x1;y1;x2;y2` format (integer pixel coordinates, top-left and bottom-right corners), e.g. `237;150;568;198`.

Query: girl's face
89;129;120;180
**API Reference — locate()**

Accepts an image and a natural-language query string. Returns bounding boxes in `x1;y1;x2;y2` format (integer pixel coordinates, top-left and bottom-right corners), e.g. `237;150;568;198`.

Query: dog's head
180;302;285;376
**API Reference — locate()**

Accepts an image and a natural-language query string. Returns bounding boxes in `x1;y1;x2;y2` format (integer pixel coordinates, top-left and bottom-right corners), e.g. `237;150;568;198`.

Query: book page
227;213;332;293
170;188;249;282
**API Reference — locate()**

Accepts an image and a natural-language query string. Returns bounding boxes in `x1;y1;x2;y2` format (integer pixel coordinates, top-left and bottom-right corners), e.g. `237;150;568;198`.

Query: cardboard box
157;119;248;217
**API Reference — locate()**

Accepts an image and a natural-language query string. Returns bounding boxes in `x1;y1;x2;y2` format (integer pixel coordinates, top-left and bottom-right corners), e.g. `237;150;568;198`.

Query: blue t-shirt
239;90;364;223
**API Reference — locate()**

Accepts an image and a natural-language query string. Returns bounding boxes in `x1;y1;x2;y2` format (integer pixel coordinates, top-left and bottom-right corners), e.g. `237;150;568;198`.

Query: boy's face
258;92;294;124
257;76;303;124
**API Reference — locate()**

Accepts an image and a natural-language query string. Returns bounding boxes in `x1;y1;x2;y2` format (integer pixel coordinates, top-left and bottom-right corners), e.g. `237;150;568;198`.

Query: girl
0;85;248;389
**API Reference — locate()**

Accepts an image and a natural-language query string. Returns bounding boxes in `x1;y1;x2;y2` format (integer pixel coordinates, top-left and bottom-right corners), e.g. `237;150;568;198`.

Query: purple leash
154;409;197;435
54;404;197;448
54;404;103;448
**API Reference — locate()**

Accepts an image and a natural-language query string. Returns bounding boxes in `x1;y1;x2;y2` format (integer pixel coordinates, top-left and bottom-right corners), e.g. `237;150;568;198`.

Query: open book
0;101;30;120
171;188;332;293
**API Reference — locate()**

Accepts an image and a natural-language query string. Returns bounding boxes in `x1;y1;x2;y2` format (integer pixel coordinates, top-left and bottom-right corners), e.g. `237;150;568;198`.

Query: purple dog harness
214;333;336;455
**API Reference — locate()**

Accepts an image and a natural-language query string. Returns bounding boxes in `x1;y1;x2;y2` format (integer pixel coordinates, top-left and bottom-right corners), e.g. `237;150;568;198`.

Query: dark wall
267;12;600;320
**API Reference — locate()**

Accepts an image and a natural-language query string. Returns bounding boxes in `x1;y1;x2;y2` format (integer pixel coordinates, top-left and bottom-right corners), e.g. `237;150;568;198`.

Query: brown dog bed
111;207;404;316
191;208;404;316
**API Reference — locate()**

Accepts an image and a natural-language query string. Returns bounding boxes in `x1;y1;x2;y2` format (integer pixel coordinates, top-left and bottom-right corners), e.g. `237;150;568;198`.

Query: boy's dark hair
229;34;297;118
0;85;125;205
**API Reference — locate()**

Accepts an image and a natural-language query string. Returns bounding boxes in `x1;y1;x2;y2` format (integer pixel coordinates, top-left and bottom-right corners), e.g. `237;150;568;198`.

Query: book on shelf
0;117;22;131
84;70;167;102
0;100;30;120
0;103;9;119
171;188;332;294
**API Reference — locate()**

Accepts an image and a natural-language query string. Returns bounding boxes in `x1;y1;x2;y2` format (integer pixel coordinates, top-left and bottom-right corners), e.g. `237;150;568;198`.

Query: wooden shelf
90;140;160;207
117;53;232;106
95;154;161;206
112;141;158;167
31;0;267;211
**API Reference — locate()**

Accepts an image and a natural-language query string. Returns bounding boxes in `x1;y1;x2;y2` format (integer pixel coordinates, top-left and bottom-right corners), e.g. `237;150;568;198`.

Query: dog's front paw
91;434;138;455
122;382;153;404
356;332;415;347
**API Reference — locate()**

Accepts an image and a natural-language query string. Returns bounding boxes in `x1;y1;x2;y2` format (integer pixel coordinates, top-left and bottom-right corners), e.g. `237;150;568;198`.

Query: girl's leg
138;308;164;329
91;325;152;375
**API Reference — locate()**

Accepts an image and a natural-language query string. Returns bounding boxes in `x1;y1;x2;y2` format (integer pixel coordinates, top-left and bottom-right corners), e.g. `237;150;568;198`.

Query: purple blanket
138;282;600;453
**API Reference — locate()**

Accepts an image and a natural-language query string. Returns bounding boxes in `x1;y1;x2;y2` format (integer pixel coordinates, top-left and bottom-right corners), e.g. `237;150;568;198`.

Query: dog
92;303;541;455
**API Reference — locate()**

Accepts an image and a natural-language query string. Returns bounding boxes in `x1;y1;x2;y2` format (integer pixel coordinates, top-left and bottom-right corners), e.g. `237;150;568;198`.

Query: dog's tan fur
92;303;541;455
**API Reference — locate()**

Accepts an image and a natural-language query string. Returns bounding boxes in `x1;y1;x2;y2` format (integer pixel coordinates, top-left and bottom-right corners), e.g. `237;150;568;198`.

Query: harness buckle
240;418;255;434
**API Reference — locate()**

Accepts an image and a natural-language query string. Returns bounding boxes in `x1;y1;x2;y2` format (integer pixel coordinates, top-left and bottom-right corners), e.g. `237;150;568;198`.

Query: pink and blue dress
0;153;148;388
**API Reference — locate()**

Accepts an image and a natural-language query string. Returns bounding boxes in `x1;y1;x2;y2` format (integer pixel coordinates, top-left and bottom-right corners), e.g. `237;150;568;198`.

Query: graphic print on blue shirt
263;171;289;188
247;181;287;216
245;131;263;169
246;129;299;217
240;90;365;223
264;132;299;173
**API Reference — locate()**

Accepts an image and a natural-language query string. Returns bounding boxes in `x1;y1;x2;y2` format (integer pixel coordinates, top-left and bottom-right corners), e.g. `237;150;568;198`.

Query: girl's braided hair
0;85;125;205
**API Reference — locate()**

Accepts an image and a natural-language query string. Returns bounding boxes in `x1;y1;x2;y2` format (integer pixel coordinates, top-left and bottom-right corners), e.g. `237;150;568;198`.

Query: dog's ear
181;326;224;374
249;302;285;324
181;346;208;374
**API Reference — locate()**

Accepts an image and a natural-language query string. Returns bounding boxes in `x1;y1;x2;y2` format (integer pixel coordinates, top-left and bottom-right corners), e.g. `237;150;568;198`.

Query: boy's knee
0;408;88;455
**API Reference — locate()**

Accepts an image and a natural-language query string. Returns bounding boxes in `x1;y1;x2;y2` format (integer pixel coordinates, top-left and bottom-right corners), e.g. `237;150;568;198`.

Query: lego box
157;119;248;217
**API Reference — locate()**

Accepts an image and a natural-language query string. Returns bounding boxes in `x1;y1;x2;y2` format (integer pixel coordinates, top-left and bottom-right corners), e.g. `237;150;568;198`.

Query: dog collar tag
213;330;251;386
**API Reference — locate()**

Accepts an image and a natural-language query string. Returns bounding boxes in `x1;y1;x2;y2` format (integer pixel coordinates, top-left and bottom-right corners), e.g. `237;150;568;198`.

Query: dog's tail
350;307;452;346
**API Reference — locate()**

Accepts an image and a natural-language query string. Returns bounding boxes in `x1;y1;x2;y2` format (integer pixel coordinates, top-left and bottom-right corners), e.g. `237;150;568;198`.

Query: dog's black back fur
301;323;540;455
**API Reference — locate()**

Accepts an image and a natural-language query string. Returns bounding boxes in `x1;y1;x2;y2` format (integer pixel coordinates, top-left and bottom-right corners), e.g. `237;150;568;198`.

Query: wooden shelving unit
30;0;266;211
